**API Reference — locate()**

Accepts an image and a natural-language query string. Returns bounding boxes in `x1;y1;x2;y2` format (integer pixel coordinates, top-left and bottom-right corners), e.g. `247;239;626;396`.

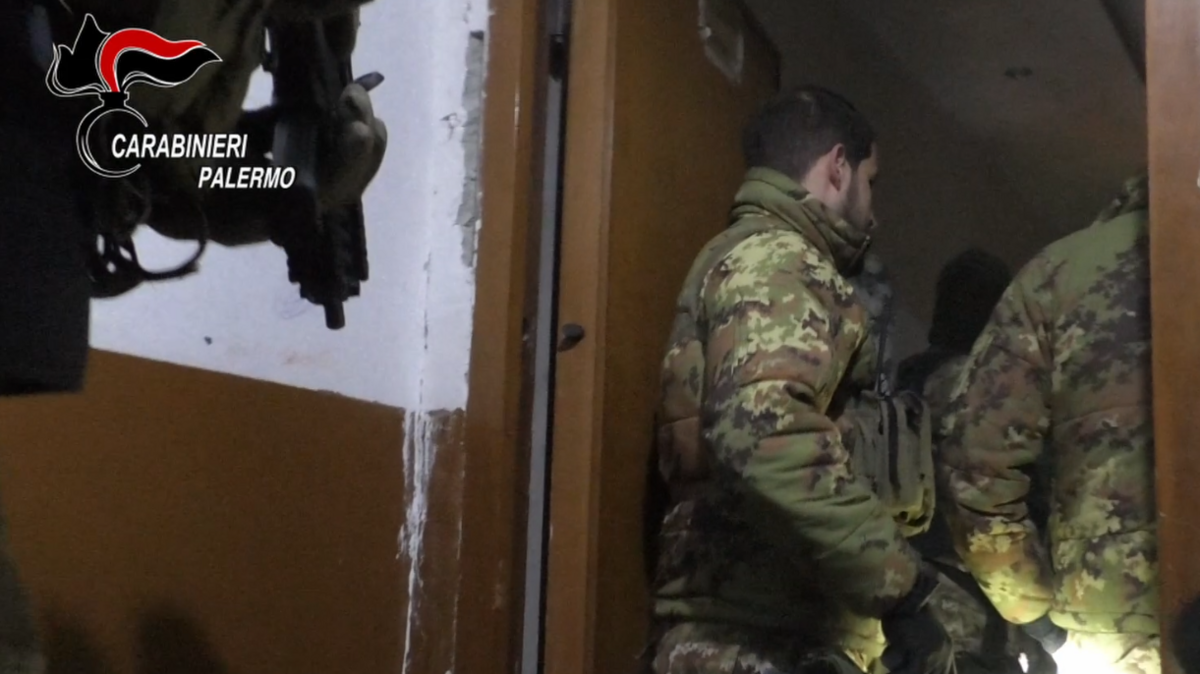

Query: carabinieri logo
45;14;221;179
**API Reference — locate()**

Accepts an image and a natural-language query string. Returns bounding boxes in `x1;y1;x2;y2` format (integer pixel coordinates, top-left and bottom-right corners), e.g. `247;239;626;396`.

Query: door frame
456;0;552;672
539;0;617;668
540;1;779;673
1146;1;1200;672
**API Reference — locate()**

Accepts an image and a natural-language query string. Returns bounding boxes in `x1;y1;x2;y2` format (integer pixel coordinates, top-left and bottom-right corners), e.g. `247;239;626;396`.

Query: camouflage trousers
1055;632;1160;674
648;622;871;674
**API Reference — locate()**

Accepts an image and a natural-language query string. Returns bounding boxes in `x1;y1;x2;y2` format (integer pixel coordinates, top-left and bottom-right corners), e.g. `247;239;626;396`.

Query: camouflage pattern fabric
922;571;988;654
938;174;1158;640
922;565;1052;674
652;167;921;668
649;622;871;674
922;355;967;436
909;357;1048;674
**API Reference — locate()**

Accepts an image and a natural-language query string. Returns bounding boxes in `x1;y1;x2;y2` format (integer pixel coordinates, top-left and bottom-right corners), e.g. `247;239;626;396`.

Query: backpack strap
873;291;895;396
926;558;1012;661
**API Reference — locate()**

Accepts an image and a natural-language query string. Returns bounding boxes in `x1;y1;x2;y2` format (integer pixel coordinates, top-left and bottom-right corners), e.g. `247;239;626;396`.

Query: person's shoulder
703;225;827;291
701;226;848;316
1043;209;1147;263
1012;210;1148;313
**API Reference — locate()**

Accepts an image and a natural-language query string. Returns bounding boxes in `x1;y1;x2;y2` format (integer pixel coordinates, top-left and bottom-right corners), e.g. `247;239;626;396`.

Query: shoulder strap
926;558;1011;659
873;293;895;396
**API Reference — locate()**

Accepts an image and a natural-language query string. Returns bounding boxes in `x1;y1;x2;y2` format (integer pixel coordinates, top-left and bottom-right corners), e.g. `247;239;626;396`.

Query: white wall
89;0;489;412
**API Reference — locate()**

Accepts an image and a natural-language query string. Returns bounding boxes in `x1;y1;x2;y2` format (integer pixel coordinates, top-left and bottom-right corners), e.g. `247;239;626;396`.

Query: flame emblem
45;14;222;177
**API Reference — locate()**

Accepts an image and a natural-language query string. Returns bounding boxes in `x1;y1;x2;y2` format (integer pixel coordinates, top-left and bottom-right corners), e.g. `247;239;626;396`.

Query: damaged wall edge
455;0;550;669
398;409;470;674
397;3;493;674
458;31;489;271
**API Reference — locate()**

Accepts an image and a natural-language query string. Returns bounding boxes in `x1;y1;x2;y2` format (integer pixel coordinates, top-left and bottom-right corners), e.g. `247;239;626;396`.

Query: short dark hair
742;84;877;179
928;248;1013;352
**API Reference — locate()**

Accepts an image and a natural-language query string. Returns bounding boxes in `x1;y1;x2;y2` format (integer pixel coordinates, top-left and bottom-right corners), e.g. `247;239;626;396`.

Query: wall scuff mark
456;30;488;271
399;411;437;674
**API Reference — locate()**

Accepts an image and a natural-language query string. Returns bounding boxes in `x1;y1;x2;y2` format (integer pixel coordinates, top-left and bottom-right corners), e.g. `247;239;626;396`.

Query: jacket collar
730;167;872;274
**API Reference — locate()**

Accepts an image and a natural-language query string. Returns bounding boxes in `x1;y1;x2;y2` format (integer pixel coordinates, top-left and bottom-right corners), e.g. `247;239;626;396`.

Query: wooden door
543;1;779;672
1146;1;1200;673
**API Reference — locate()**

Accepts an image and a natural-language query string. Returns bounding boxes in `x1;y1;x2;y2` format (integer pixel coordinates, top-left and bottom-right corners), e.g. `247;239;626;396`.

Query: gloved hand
1021;615;1067;655
881;566;955;674
317;10;388;211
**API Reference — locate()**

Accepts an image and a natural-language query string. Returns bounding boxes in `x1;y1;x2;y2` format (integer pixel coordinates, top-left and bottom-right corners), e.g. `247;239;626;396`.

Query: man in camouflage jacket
648;85;952;674
938;173;1158;674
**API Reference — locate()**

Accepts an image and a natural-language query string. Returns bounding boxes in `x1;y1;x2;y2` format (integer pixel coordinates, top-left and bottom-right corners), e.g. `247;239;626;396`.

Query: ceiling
741;0;1147;328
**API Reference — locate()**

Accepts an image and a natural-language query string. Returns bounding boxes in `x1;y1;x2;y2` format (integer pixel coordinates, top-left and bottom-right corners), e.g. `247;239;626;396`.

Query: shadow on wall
45;605;229;674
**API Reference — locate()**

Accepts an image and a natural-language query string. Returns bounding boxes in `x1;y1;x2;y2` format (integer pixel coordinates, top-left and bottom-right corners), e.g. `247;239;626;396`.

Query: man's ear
828;144;848;191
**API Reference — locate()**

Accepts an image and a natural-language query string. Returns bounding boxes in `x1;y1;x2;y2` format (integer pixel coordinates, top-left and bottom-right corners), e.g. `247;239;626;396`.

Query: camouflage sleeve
702;232;920;617
939;274;1055;625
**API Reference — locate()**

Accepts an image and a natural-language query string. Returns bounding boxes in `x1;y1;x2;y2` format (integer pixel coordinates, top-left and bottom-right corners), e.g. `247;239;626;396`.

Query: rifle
262;16;381;330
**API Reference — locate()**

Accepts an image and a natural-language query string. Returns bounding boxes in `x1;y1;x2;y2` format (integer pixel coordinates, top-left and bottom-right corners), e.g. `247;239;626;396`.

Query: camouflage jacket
653;168;921;660
939;174;1157;635
924;354;968;435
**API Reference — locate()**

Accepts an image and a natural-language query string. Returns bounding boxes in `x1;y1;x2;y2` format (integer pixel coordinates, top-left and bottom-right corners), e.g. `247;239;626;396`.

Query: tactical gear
880;567;955;674
645;621;872;674
841;285;936;537
841;391;935;537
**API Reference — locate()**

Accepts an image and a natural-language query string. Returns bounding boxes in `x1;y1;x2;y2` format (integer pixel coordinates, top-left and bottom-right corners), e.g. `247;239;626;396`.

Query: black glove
881;567;954;674
1021;615;1067;655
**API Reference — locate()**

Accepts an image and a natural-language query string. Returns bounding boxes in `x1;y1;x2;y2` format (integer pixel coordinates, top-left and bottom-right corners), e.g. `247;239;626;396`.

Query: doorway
497;1;1200;673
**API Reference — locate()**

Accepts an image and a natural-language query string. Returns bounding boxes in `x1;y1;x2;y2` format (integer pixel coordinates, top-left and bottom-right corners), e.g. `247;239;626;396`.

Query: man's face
840;145;879;232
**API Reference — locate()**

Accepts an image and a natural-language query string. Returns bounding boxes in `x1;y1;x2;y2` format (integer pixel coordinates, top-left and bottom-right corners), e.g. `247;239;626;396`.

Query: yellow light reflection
1051;640;1119;674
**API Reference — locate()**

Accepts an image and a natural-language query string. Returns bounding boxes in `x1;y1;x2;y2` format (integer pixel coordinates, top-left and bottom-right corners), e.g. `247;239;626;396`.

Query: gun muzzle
324;302;346;330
